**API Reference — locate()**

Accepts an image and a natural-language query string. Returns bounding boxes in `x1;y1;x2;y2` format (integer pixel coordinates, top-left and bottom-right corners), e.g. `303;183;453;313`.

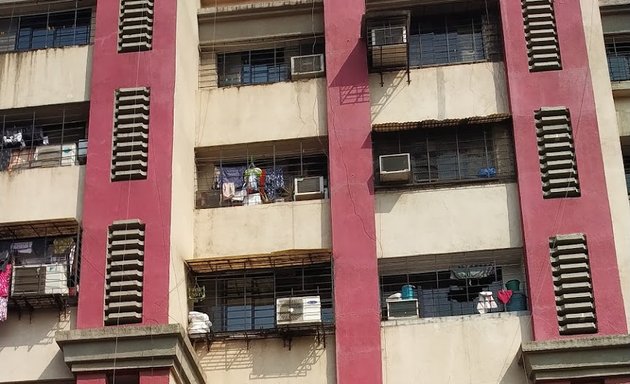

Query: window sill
0;43;92;56
369;58;503;75
612;80;630;96
374;176;516;194
381;310;530;328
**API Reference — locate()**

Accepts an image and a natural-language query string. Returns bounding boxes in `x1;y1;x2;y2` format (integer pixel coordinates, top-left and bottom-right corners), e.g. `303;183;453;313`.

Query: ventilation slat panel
118;0;154;53
104;220;145;326
522;0;562;71
549;233;597;335
112;88;150;182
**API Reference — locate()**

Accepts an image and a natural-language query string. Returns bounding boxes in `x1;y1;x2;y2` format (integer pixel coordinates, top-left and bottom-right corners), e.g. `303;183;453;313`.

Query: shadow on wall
329;42;371;106
370;70;407;122
197;336;334;380
0;309;74;349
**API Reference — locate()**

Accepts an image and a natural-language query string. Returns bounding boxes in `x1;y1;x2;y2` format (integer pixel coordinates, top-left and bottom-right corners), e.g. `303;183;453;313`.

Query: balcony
381;311;531;384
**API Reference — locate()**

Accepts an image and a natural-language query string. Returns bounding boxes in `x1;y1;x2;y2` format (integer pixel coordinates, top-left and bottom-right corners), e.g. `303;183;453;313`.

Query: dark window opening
0;8;92;52
605;35;630;82
0;103;89;172
193;263;333;334
195;139;329;209
372;123;515;188
217;40;324;87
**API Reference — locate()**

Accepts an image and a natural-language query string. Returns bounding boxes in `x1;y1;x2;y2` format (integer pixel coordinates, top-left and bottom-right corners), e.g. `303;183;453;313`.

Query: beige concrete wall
0;46;92;110
197;78;327;147
370;62;509;124
0;165;84;223
169;0;200;327
616;96;630;137
581;0;630;324
375;183;522;258
194;200;331;258
197;337;335;384
0;309;75;383
381;313;531;384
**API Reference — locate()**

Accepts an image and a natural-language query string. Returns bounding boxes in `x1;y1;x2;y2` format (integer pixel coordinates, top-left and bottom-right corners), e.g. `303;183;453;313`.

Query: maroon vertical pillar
499;0;627;340
323;0;383;383
76;373;107;384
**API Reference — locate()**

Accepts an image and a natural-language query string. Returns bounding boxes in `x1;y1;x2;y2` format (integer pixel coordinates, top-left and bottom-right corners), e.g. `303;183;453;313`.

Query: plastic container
401;284;416;300
505;279;521;292
506;292;527;311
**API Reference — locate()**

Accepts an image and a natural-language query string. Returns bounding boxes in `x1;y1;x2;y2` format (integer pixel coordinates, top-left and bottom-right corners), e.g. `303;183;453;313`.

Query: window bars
0;103;89;172
372;123;515;188
605;35;630;82
0;8;93;53
195;138;329;209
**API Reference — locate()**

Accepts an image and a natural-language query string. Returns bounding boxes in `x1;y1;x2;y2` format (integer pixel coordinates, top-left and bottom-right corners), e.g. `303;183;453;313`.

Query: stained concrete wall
0;45;92;110
616;97;630;137
375;183;522;258
0;165;84;223
169;0;199;328
194;200;331;258
197;78;327;147
381;313;531;384
197;337;335;384
0;309;75;383
581;0;630;325
370;62;509;124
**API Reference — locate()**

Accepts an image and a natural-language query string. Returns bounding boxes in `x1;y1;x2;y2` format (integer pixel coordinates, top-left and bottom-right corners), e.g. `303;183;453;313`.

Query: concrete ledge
56;324;205;384
198;0;322;22
612;81;630;96
521;335;630;382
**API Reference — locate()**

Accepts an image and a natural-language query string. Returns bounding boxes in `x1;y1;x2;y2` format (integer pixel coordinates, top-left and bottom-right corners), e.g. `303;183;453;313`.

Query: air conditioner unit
33;143;77;168
276;296;322;326
371;26;407;46
386;298;419;319
11;263;69;296
294;176;325;201
379;153;411;183
291;54;325;79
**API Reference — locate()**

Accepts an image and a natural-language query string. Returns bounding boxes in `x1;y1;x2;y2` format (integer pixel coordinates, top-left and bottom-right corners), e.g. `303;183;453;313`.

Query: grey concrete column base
56;324;205;384
521;334;630;382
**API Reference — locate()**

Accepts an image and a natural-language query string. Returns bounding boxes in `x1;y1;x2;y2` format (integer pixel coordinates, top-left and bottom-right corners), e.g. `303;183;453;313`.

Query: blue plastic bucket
401;284;416;300
506;292;527;311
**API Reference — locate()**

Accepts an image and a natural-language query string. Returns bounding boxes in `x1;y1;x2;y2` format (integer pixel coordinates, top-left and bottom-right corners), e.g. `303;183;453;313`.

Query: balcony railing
606;35;630;82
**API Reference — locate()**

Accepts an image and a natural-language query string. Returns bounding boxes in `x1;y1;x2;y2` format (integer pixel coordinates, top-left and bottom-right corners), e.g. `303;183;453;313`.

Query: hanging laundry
0;264;12;297
10;241;33;254
497;289;513;305
222;182;236;200
476;291;498;314
0;297;7;322
219;166;245;187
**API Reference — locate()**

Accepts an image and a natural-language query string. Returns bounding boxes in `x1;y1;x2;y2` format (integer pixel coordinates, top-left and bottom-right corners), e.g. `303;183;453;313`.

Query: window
605;35;630;82
192;262;333;333
0;9;91;53
624;155;630;195
379;251;526;319
195;138;329;209
217;40;324;87
0;103;89;172
372;121;515;188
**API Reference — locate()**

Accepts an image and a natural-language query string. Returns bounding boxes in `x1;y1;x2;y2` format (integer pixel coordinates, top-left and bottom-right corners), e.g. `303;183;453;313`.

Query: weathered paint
323;0;382;383
499;0;628;340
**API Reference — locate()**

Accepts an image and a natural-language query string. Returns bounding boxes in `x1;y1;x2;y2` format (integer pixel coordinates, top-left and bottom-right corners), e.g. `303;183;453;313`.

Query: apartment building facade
0;0;629;383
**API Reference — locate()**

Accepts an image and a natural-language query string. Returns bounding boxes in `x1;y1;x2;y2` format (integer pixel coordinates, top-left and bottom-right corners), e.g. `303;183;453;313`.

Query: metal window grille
372;123;515;188
192;262;334;334
0;103;89;172
605;35;630;82
0;8;93;53
217;40;324;87
195;138;329;209
379;254;526;319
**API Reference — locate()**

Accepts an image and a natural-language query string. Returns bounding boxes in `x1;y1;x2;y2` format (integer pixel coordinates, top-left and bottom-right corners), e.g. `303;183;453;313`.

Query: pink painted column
77;0;177;328
499;0;627;340
76;373;107;384
323;1;383;383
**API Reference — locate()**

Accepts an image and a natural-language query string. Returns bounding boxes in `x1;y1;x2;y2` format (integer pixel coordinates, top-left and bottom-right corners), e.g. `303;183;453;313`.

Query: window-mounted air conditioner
379;153;411;183
11;263;69;296
276;296;322;326
371;26;407;46
294;176;325;201
291;54;325;80
386;298;419;319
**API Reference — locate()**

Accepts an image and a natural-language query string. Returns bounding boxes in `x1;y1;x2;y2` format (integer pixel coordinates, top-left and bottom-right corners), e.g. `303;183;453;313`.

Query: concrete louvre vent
118;0;154;53
522;0;562;71
112;87;150;181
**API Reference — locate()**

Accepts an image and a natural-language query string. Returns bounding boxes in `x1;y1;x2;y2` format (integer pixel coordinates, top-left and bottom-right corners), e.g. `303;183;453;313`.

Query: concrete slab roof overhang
521;334;630;382
56;324;206;384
